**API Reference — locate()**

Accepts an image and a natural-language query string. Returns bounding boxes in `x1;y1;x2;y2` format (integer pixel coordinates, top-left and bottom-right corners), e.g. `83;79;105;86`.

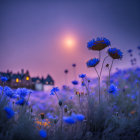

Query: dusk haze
0;0;140;86
0;0;140;140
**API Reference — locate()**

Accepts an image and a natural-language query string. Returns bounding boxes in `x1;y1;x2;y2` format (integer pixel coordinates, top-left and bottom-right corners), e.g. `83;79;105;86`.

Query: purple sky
0;0;140;86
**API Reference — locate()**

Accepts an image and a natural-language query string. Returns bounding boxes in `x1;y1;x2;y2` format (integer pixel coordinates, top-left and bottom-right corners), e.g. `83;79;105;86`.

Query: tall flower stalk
76;92;84;114
87;37;111;103
107;48;123;85
108;59;114;85
50;87;63;132
86;38;123;103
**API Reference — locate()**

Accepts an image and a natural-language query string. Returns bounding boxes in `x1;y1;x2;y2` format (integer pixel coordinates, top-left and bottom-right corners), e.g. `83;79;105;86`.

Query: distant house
0;69;54;91
31;75;54;91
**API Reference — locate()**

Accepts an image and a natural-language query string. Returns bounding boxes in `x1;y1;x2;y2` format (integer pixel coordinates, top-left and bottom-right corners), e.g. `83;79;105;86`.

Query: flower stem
55;92;59;101
109;59;114;85
99;55;109;77
27;92;31;102
94;67;101;104
55;92;63;132
78;95;83;114
82;78;89;98
94;67;100;78
60;106;63;132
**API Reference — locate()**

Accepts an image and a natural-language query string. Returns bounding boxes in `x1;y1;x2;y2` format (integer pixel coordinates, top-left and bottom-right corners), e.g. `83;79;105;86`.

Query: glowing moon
59;33;77;52
64;37;75;49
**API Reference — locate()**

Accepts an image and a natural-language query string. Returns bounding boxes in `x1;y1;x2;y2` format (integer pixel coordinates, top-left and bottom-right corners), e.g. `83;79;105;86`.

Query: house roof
45;75;54;82
0;70;54;85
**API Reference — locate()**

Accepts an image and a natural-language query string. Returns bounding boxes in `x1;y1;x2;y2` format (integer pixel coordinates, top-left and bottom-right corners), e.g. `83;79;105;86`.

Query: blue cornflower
4;86;16;98
63;116;76;124
50;92;55;95
137;46;140;50
72;80;78;85
62;85;69;90
128;49;132;53
72;113;85;122
39;129;47;138
79;74;86;78
72;64;76;67
16;98;27;106
50;87;59;95
1;77;8;82
47;113;54;119
108;48;123;59
70;96;73;99
16;88;30;98
87;37;110;51
81;81;85;86
131;95;136;100
87;58;99;67
47;113;58;120
108;84;118;94
4;107;15;119
64;69;68;74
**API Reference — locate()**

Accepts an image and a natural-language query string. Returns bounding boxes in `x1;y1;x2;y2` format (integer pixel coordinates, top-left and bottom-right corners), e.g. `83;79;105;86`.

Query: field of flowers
0;38;140;140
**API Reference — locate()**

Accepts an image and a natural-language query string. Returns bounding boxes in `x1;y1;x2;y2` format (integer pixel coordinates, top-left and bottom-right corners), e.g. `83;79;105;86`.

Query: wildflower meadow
0;37;140;140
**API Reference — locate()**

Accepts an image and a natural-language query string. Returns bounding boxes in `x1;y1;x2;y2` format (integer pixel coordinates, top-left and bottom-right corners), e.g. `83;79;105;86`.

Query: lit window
26;76;29;80
16;78;19;83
